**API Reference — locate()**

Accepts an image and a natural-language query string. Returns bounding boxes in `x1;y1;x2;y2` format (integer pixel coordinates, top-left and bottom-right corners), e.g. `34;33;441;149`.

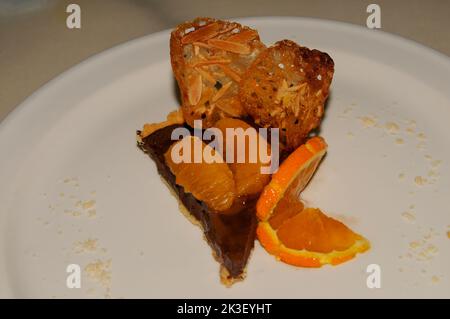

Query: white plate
1;17;449;298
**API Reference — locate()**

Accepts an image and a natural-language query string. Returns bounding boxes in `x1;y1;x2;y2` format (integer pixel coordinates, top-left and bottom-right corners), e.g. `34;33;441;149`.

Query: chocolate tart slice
137;124;257;286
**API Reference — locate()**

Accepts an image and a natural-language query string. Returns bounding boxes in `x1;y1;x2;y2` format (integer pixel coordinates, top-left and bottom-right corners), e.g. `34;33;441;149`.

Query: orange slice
256;136;370;267
256;136;327;221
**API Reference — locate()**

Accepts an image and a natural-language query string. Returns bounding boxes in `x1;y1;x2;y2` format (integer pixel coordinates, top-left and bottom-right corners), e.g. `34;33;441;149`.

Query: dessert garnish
257;137;370;267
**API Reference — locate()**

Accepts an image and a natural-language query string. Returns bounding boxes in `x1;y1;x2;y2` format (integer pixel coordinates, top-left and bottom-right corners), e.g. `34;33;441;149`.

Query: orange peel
256;136;370;267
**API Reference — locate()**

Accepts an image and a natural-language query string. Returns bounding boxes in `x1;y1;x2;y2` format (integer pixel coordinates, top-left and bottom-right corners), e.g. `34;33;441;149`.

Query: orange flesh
268;152;321;228
268;192;304;230
256;136;369;266
277;208;358;253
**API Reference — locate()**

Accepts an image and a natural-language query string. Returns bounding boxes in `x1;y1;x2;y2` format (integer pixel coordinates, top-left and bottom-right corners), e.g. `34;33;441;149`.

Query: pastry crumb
417;132;426;141
409;241;421;249
398;173;405;180
401;211;415;222
405;127;415;135
359;116;377;128
82;200;96;210
85;259;112;287
395;138;404;145
74;238;98;253
385;122;399;134
414;176;427;186
431;275;440;283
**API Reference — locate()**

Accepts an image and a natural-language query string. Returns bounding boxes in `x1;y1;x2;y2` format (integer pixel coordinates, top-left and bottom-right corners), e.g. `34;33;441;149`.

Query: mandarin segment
214;118;271;197
164;136;236;212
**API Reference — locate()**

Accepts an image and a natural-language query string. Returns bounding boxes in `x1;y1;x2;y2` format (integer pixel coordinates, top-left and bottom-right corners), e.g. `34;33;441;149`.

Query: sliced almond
217;64;241;82
227;29;257;43
192;41;211;49
195;67;216;84
207;39;251;55
188;73;203;105
196;87;215;110
270;107;282;117
275;79;289;102
181;22;220;44
212;81;232;102
215;98;242;117
216;23;238;36
293;94;301;117
287;83;306;92
192;58;231;67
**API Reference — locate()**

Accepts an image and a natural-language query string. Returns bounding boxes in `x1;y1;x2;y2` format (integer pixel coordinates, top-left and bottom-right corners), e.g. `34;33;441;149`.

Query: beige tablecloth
1;0;449;122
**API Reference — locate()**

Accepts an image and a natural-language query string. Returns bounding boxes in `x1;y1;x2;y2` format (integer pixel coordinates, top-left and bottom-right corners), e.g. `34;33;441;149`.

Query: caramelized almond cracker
240;40;334;150
171;17;266;127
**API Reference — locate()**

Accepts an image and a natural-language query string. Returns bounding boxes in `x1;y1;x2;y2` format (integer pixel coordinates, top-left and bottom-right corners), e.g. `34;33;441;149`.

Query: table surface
1;0;449;122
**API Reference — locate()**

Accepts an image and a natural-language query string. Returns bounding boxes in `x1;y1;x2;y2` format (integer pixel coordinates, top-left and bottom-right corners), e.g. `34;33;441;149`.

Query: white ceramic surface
0;17;449;298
